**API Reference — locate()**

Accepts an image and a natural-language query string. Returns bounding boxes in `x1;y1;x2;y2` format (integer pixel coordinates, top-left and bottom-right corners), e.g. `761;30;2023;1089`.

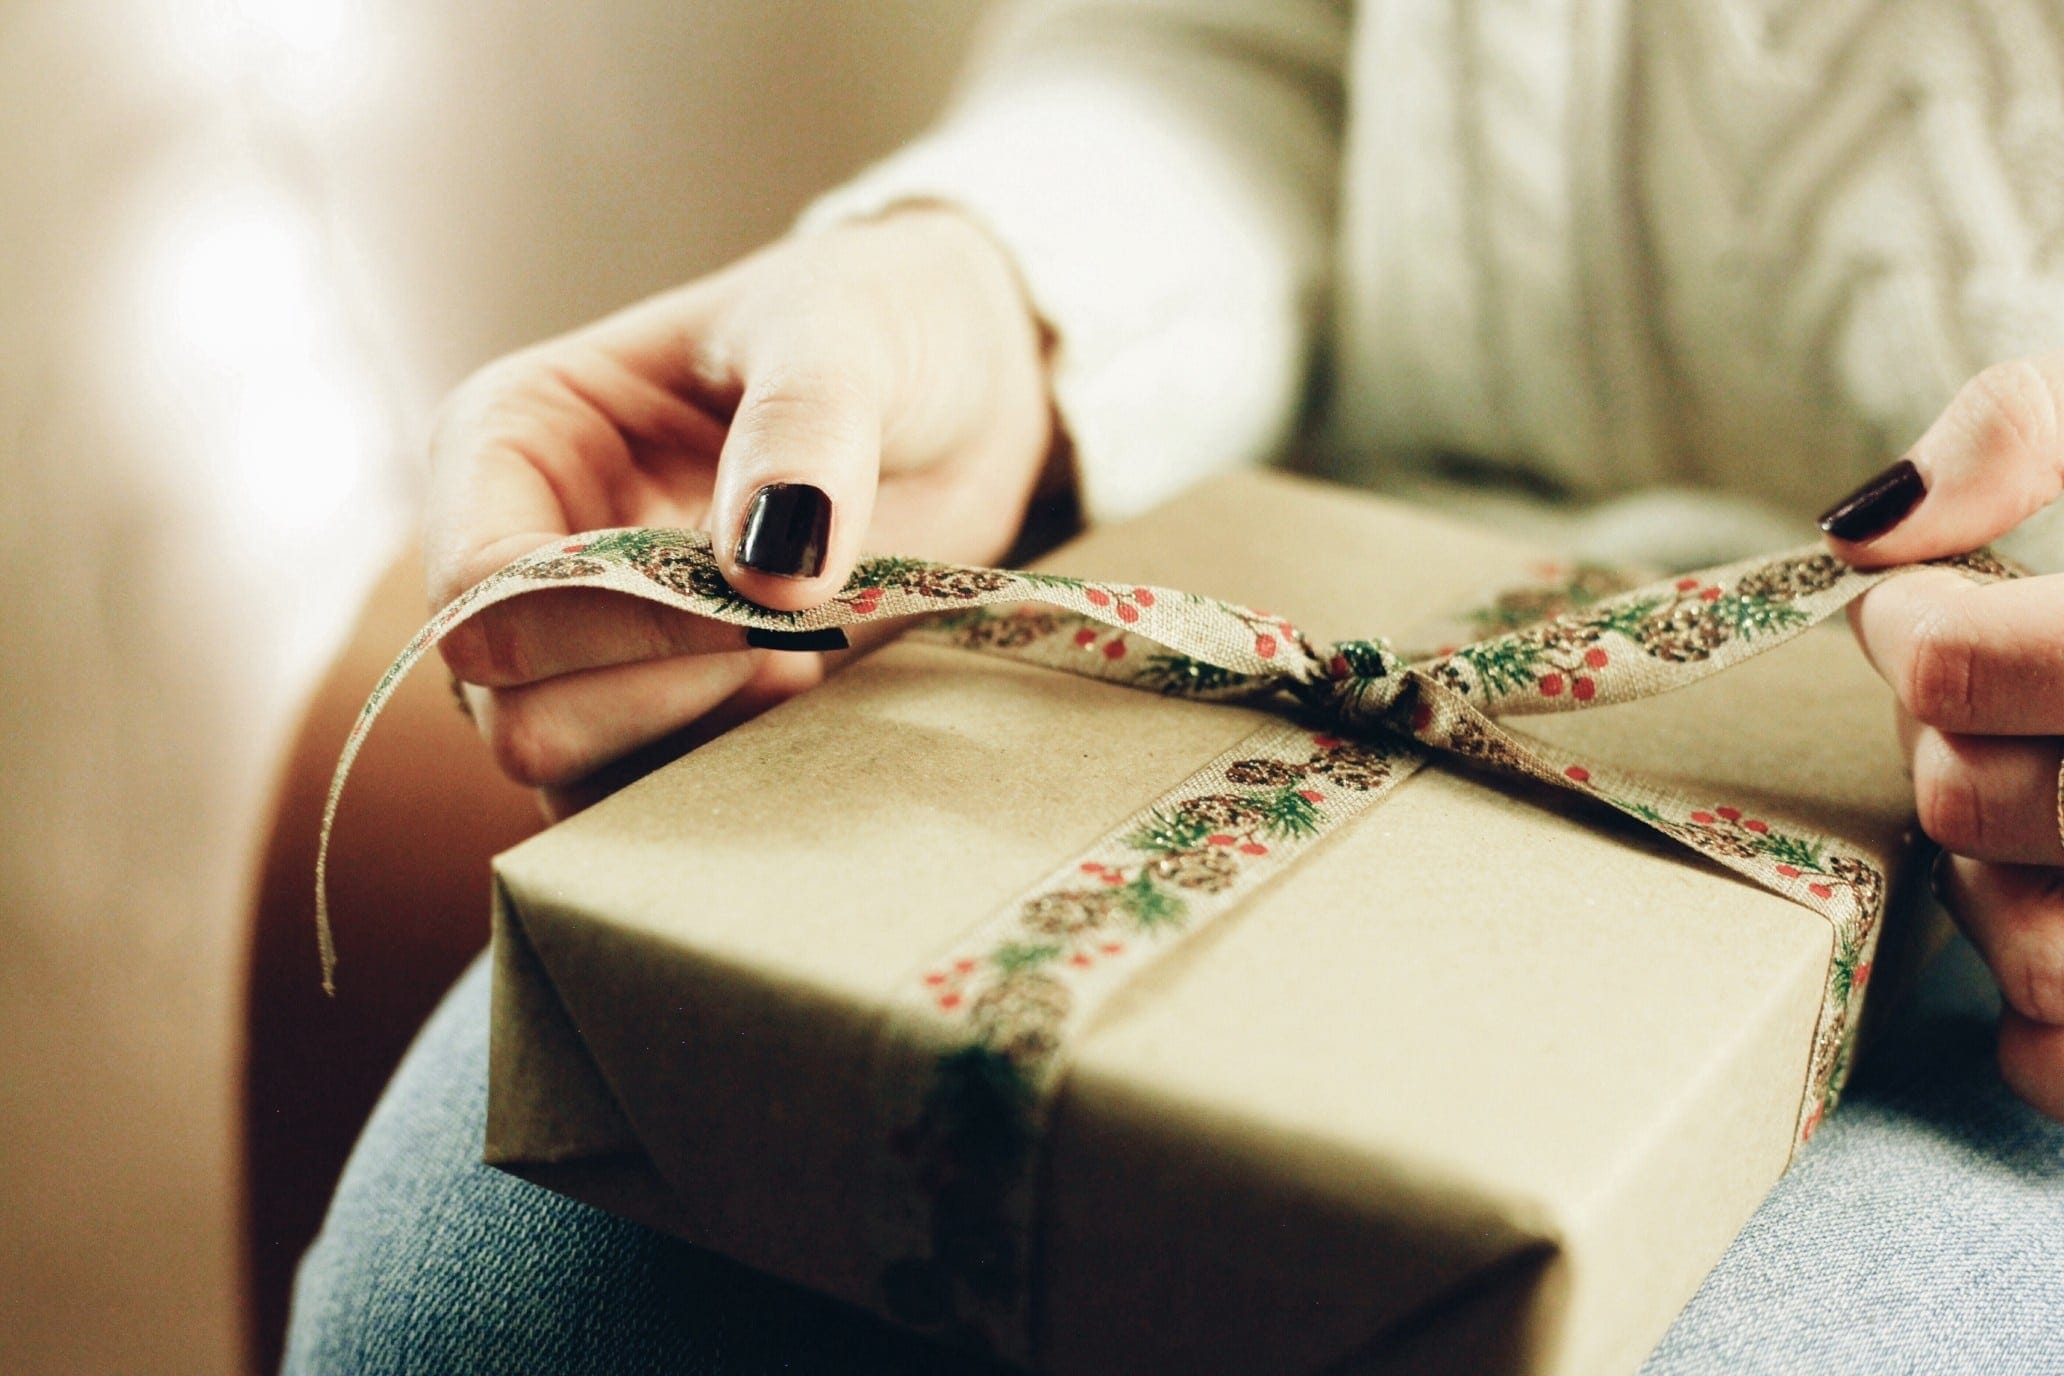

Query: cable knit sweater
803;0;2064;559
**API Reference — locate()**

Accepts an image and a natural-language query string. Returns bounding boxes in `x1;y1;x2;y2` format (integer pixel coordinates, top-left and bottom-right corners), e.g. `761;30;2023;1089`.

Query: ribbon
316;524;2017;1363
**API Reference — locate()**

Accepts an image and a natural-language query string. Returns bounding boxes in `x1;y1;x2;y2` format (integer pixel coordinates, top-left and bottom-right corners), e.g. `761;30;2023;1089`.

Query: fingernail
1818;459;1925;543
735;483;830;578
744;625;849;651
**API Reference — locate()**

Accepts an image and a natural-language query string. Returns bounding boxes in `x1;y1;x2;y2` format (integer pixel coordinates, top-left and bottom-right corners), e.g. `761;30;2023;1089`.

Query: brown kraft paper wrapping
479;470;1936;1376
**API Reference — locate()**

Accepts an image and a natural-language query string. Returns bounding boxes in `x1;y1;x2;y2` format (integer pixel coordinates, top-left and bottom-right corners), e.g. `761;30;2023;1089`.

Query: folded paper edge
485;871;644;1168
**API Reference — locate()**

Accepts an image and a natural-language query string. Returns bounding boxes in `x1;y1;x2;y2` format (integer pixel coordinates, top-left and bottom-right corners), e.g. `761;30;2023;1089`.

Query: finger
423;340;729;608
537;649;827;819
1998;1008;2064;1121
1849;568;2064;734
465;648;763;790
1821;351;2064;565
1936;855;2064;1024
441;587;749;688
706;359;883;612
1900;716;2064;865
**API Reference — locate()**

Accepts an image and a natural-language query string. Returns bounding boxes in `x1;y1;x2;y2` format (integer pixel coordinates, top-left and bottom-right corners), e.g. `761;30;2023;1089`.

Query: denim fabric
285;938;2064;1375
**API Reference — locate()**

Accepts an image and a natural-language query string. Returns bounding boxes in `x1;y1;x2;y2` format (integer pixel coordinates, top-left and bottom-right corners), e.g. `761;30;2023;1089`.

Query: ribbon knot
1291;636;1410;734
313;523;2023;1365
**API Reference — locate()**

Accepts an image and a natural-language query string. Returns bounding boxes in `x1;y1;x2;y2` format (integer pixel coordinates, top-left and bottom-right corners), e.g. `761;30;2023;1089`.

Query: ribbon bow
316;525;2017;1362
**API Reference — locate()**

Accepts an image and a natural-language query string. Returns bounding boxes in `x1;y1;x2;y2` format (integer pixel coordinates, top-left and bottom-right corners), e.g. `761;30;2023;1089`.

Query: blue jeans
284;938;2064;1375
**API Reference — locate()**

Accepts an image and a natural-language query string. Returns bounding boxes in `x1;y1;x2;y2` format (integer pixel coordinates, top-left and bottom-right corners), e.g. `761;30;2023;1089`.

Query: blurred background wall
0;3;985;1371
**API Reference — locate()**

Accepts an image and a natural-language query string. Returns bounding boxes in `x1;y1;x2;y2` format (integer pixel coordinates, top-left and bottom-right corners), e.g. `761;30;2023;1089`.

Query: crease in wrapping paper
316;475;2015;1369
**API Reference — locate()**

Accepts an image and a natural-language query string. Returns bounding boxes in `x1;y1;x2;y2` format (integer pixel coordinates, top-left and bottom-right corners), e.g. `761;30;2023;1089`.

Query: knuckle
436;623;492;684
431;354;540;448
1959;360;2061;468
2001;927;2064;1025
1912;737;1989;854
1899;601;1982;729
440;610;530;687
736;367;875;447
485;696;574;789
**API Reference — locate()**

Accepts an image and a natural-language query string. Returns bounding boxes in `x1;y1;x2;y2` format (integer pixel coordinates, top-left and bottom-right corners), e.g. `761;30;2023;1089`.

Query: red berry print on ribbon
1080;584;1157;628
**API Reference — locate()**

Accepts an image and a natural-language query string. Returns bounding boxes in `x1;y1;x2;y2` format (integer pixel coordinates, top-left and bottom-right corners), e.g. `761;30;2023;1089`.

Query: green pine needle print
1333;639;1393;677
1587;596;1666;639
1830;934;1863;1004
708;581;804;623
1756;832;1824;871
1124;807;1213;856
1454;636;1549;697
1258;786;1321;839
992;941;1063;973
581;528;687;562
1711;594;1809;639
847;554;931;591
1139;652;1247;696
1011;571;1088;592
1115;871;1188;930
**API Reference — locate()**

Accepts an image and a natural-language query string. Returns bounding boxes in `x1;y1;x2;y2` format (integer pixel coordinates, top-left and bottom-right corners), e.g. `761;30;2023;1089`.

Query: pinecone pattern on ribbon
317;518;2032;1365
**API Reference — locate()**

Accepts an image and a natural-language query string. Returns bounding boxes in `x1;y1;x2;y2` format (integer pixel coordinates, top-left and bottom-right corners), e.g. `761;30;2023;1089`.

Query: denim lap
286;940;2064;1375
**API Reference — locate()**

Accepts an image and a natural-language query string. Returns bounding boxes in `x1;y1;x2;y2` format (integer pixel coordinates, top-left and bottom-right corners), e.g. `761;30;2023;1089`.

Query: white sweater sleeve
796;0;1349;524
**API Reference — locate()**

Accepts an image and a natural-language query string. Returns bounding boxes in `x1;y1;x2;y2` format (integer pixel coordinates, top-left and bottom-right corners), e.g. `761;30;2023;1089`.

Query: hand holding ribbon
316;521;2017;1359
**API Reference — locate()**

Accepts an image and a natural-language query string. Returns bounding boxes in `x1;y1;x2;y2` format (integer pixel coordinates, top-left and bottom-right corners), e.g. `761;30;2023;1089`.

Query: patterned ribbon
316;526;2016;1364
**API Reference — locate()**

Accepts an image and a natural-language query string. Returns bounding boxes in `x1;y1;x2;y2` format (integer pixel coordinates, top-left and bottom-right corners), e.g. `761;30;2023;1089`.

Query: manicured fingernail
1818;459;1925;543
744;625;849;651
735;483;830;578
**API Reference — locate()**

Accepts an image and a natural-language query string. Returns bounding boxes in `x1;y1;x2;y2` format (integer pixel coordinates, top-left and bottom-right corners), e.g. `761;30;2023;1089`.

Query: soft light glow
229;0;354;56
129;177;389;538
145;0;392;119
159;190;320;367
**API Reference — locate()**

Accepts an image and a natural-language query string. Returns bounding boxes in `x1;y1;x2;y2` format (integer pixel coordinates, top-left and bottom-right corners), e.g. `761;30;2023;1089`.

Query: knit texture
802;0;2064;545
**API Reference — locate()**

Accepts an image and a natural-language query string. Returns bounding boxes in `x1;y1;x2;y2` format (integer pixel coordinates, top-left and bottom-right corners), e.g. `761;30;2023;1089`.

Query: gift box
436;471;1949;1375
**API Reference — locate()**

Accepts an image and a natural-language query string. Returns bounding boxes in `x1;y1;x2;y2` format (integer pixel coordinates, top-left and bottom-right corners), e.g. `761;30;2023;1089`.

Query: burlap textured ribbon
316;526;2016;1363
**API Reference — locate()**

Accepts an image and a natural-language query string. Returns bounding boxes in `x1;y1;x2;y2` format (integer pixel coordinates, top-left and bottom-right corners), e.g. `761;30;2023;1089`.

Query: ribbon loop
313;521;2029;1364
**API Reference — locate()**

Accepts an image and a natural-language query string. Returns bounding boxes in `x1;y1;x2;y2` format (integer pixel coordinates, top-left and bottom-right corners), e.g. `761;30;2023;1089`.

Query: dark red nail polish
736;483;830;578
745;625;849;651
1818;459;1925;543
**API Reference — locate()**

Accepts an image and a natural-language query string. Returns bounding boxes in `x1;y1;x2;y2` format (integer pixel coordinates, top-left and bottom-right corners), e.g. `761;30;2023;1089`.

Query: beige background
0;3;984;1371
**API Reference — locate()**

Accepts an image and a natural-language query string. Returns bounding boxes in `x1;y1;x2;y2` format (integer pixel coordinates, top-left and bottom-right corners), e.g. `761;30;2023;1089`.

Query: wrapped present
320;470;2009;1375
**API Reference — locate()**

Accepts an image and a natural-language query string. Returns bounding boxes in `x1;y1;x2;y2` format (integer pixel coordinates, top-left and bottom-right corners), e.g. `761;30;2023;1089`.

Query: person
286;2;2064;1370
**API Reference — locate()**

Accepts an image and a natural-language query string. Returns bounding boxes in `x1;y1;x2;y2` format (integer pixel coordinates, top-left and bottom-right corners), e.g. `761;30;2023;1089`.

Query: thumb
708;364;882;612
1820;353;2064;567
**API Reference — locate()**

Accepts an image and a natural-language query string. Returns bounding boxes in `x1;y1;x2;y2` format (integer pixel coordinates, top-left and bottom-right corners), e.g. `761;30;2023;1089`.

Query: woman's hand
1821;350;2064;1121
424;208;1056;817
